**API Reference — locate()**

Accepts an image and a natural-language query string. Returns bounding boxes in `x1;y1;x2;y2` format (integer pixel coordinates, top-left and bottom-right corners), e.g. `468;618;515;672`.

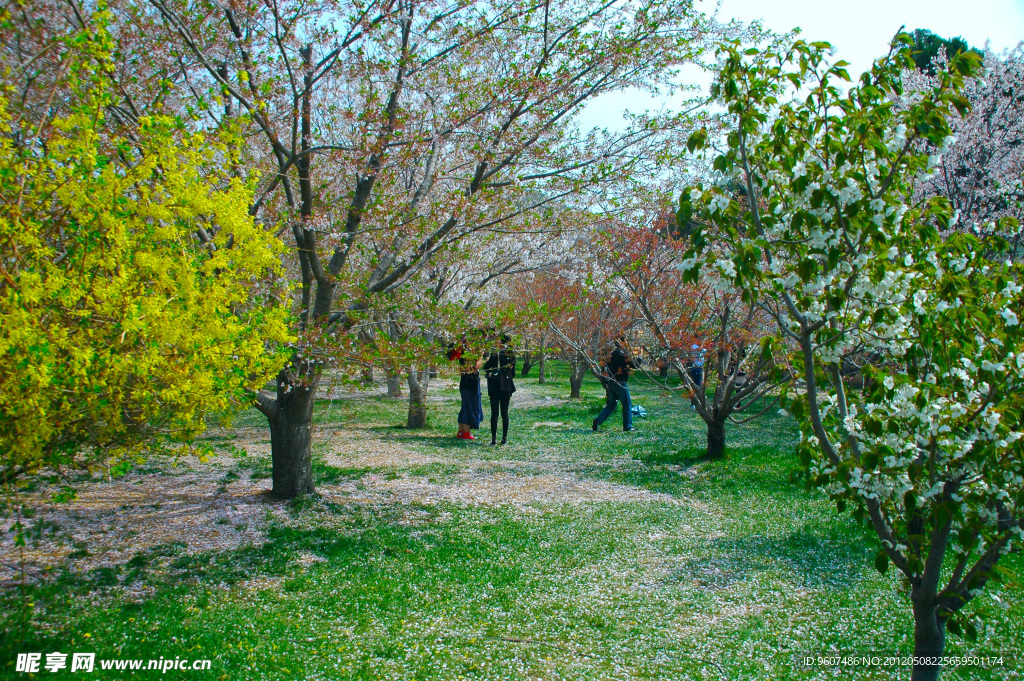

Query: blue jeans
688;366;704;406
596;380;632;430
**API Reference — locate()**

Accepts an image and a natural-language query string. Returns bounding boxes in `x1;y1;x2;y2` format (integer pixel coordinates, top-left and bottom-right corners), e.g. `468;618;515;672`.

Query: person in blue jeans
593;336;641;432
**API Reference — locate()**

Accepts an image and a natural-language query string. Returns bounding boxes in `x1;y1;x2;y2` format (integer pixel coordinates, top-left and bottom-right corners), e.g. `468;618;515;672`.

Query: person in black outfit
483;334;516;445
593;336;641;432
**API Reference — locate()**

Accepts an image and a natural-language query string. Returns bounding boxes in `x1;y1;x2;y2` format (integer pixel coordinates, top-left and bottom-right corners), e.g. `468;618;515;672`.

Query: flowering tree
0;18;291;484
517;324;550;382
127;0;713;497
598;215;785;459
681;34;1023;680
555;288;624;399
351;221;568;425
907;44;1024;259
532;264;630;398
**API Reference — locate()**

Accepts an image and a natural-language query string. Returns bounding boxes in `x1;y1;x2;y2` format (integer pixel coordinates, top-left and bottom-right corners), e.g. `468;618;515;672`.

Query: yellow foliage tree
0;19;293;483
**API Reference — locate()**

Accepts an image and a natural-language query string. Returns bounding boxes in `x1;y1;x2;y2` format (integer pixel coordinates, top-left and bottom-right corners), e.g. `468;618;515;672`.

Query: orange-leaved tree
598;209;787;459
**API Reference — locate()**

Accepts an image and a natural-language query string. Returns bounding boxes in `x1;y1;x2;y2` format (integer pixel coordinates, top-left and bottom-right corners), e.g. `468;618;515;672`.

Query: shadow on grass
670;527;875;592
577;463;692;497
634;447;710;466
372;429;481;452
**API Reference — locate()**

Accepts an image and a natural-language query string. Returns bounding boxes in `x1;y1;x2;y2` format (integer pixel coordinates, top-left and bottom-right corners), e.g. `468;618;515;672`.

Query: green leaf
797;257;817;281
947;617;963;637
874;550;889;574
686;129;708;153
957;526;977;549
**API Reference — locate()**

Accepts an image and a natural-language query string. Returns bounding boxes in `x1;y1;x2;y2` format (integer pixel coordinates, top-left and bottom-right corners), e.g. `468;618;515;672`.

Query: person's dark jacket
458;357;480;391
608;347;639;383
483;349;516;394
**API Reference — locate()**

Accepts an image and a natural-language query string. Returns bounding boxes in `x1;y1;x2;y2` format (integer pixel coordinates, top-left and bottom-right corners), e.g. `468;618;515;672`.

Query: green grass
2;366;1021;680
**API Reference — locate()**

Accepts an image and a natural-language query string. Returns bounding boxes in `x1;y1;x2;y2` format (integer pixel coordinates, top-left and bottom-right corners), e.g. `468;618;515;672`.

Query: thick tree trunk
569;355;586;398
260;48;319;501
706;419;726;460
911;596;946;681
407;366;430;428
265;369;318;499
386;364;403;398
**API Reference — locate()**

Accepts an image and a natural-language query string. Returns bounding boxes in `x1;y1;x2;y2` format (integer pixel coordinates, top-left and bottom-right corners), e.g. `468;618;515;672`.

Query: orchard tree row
3;3;1023;677
2;0;720;492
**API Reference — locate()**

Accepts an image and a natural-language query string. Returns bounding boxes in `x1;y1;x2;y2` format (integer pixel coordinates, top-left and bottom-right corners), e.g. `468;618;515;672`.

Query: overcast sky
577;0;1024;130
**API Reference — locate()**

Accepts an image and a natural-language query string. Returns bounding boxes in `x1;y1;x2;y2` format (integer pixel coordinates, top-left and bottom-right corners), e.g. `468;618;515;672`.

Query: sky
577;0;1024;130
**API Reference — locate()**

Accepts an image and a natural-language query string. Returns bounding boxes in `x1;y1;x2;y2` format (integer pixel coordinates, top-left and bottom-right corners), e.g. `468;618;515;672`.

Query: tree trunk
266;369;318;499
386;364;403;398
262;47;319;501
706;419;726;460
424;331;437;379
385;313;403;397
521;343;535;377
911;596;946;681
569;354;586;398
407;366;430;428
537;335;547;384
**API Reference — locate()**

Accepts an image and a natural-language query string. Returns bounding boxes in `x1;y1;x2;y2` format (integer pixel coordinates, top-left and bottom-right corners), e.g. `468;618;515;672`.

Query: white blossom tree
682;35;1024;681
907;43;1024;259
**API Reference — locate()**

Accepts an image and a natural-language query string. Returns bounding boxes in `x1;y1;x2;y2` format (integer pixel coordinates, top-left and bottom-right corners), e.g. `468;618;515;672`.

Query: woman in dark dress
448;337;483;439
483;334;516;445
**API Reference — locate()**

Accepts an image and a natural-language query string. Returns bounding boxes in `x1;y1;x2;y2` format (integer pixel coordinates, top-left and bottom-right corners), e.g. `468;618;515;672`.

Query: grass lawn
1;367;1021;680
